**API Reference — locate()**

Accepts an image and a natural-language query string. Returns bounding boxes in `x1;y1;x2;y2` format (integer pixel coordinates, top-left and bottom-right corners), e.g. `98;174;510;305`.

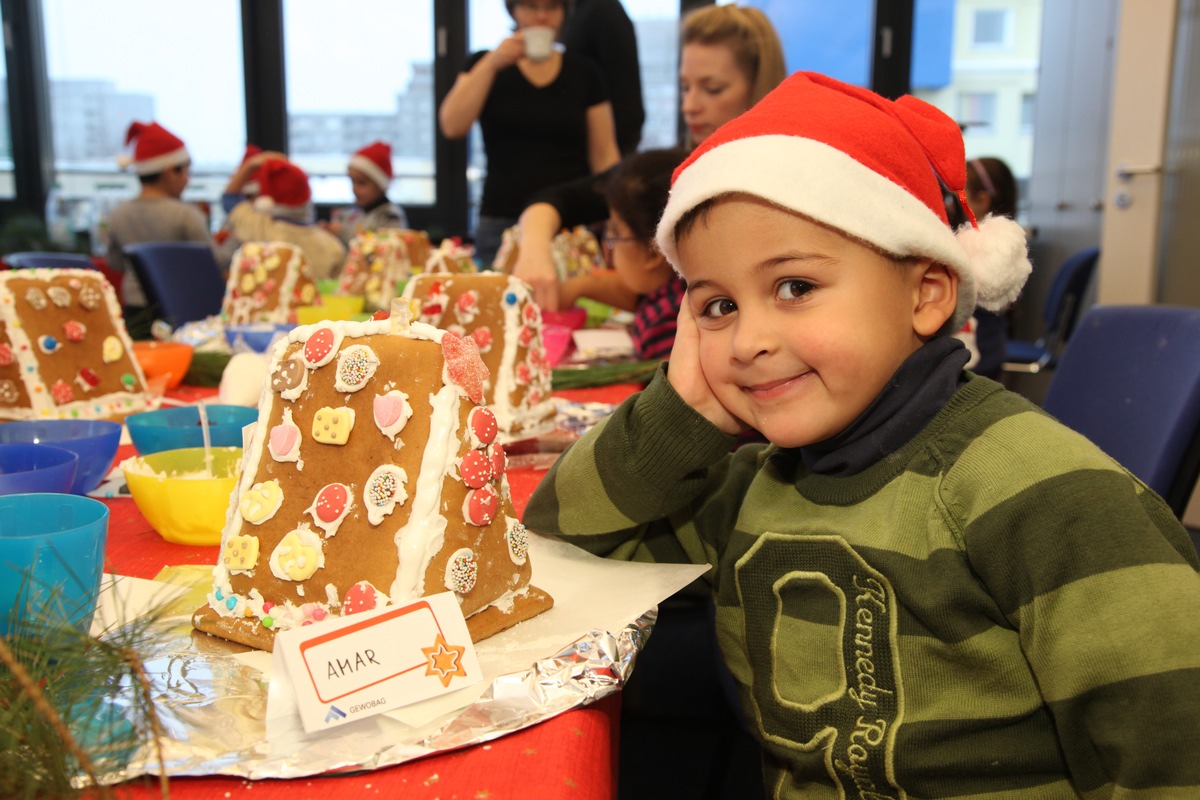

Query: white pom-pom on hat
955;214;1032;313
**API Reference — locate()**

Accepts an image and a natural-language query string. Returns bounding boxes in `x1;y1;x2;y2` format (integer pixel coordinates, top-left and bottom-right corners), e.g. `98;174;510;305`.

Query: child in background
556;147;688;360
323;141;408;246
952;156;1021;377
524;72;1200;797
222;154;346;279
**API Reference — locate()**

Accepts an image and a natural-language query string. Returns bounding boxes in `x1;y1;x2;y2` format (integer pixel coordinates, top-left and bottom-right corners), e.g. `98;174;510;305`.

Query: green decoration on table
184;351;233;387
0;580;174;798
551;359;661;391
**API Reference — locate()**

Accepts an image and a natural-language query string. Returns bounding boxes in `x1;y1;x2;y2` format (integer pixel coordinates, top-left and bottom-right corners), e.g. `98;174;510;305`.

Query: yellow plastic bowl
296;295;365;324
120;447;242;546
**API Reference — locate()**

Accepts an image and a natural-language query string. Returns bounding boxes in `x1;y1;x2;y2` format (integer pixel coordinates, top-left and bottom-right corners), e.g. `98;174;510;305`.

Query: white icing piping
390;384;458;603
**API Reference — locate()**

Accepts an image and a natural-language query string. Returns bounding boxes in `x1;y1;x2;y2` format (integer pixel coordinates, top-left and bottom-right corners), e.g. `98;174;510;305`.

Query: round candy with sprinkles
444;548;478;595
507;521;529;565
364;464;408;525
333;345;380;393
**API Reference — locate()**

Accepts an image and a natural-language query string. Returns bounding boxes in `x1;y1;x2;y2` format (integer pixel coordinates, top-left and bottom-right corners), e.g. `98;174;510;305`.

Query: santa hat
118;121;190;175
348;141;393;192
655;71;1031;335
253;157;312;214
240;144;263;196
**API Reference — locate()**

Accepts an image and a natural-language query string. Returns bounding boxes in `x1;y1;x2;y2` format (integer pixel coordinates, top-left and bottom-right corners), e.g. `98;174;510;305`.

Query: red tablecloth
107;382;642;799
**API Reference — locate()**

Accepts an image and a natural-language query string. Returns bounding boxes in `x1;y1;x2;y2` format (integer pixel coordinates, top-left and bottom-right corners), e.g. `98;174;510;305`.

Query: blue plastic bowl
0;492;109;636
0;420;122;495
0;443;79;496
124;404;259;456
225;323;294;353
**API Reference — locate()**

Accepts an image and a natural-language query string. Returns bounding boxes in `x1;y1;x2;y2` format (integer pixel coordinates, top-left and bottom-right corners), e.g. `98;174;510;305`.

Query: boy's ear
912;261;958;337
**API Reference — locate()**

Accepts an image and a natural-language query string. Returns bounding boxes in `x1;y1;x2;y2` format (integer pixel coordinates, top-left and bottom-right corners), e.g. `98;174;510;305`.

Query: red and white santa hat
348;141;393;192
240;144;263;196
655;71;1031;335
253;157;312;214
118;121;190;175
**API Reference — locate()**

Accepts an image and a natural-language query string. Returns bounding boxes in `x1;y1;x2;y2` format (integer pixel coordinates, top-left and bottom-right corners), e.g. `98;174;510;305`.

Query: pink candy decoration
374;394;405;429
314;483;350;523
466;485;499;526
343;582;378;615
441;331;489;405
460;450;492;489
470;407;498;446
269;424;299;459
304;327;337;367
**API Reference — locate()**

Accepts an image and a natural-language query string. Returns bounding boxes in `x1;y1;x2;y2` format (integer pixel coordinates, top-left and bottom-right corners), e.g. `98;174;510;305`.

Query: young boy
523;72;1200;798
324;140;408;246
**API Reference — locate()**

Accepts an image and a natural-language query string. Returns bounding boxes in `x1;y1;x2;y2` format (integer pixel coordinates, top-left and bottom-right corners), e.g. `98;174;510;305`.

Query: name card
273;592;481;733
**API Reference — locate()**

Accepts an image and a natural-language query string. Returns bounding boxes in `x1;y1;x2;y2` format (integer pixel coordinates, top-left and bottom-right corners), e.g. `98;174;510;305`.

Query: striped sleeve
945;406;1200;794
523;366;745;565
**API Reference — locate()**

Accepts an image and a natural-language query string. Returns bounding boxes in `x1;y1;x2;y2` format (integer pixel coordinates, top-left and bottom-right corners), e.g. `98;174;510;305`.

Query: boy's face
677;196;954;448
348;168;384;207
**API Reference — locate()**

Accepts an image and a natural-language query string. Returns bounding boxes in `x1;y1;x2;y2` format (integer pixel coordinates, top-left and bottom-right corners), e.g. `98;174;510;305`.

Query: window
1021;91;1035;132
972;8;1011;49
0;34;13;201
283;0;435;210
41;0;245;251
958;91;998;135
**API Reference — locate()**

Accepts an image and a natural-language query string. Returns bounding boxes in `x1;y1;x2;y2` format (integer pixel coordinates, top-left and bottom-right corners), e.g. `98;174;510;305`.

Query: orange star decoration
422;633;468;688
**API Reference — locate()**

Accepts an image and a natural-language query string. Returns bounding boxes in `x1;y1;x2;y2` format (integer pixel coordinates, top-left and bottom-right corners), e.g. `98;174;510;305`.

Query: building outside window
283;0;435;213
41;0;245;252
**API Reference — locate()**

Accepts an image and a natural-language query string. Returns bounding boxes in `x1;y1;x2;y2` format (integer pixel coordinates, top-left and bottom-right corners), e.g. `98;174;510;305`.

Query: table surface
105;383;642;799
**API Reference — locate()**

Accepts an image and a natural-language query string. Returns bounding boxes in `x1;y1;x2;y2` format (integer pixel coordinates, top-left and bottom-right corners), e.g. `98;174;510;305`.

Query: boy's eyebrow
685;251;834;294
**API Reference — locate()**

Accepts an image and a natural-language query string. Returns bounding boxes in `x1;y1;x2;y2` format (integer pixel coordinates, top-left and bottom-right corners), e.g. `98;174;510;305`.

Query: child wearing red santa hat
323;141;409;246
524;71;1200;799
221;154;346;279
106;120;216;329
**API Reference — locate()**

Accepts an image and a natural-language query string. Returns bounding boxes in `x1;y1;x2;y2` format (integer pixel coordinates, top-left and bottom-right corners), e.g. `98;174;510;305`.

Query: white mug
523;26;556;61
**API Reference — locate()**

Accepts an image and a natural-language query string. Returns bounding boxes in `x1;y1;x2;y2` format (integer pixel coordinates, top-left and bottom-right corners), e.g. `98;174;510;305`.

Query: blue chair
1042;305;1200;519
4;251;97;270
124;242;226;328
1003;246;1100;374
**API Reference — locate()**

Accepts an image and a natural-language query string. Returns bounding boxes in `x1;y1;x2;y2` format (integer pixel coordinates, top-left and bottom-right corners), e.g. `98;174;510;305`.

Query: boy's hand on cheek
668;302;747;436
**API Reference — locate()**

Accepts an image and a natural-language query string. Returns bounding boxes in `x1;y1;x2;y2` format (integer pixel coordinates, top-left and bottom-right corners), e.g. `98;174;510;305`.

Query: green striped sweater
524;370;1200;799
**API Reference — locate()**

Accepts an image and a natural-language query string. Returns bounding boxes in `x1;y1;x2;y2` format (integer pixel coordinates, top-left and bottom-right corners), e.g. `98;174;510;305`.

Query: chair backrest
123;242;226;328
1039;246;1100;347
1043;304;1200;517
4;251;97;270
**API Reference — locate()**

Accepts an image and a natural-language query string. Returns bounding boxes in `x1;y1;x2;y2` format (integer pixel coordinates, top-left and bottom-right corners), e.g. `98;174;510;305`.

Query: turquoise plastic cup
0;493;110;637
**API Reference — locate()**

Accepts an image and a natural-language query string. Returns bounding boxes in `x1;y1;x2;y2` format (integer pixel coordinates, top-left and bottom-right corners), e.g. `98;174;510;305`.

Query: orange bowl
132;341;194;390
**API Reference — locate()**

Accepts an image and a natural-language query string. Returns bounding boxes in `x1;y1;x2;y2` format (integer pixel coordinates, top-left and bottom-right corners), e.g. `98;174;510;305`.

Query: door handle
1115;163;1162;181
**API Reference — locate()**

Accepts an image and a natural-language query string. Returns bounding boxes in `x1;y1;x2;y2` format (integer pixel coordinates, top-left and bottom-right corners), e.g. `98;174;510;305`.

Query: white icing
390;384;458;603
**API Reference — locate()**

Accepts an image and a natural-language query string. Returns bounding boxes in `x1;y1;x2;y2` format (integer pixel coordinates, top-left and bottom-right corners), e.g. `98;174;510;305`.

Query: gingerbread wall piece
0;268;149;421
223;241;319;324
402;273;555;442
193;315;553;651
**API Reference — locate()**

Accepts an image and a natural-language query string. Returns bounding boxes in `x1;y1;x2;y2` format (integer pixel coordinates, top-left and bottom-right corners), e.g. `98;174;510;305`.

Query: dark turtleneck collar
798;336;971;476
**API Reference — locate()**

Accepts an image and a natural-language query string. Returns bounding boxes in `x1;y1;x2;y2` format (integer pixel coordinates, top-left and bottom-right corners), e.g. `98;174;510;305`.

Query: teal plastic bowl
0;443;78;496
125;405;258;456
0;419;122;494
0;492;109;636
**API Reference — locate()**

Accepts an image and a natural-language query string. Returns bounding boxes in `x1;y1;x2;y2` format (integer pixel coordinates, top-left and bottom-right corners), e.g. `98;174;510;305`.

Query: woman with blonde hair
513;3;787;310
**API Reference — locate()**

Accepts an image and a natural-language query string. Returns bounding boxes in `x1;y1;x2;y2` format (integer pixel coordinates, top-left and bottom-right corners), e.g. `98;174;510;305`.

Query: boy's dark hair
606;147;689;242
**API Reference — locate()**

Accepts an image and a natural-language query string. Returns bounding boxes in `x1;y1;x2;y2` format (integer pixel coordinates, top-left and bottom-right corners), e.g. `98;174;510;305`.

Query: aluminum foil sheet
94;598;654;783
